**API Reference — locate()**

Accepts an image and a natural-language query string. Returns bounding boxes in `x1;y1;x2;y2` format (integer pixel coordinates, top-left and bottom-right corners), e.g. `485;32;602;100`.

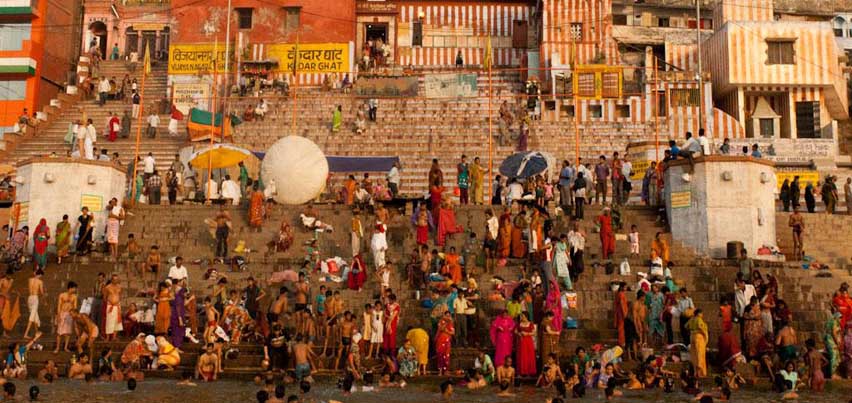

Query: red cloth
833;292;852;331
33;218;49;256
516;322;537;376
717;330;742;367
108;116;120;142
598;214;615;259
614;290;628;346
348;255;367;290
437;207;463;246
383;302;401;353
416;225;429;245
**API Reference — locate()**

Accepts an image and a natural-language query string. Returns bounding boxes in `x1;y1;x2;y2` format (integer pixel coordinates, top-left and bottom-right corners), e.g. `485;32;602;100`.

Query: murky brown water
8;378;852;403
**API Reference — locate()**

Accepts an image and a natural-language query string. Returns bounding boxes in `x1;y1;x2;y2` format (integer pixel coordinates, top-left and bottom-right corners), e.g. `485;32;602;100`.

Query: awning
251;153;399;173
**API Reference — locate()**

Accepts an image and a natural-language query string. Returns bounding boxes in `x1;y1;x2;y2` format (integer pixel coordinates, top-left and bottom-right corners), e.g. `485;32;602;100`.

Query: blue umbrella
499;152;549;179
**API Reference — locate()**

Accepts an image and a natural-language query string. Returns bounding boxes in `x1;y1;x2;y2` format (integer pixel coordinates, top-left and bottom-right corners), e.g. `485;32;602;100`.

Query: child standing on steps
628;225;640;257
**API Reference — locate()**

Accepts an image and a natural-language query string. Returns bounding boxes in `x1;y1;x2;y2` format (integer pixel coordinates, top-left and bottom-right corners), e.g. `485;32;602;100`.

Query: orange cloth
154;289;171;334
445;254;462;284
651;239;670;266
497;213;512;258
344;179;356;205
248;190;265;227
1;296;20;332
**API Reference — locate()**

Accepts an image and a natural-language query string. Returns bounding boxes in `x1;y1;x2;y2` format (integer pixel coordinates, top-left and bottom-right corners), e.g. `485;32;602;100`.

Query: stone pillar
664;156;777;258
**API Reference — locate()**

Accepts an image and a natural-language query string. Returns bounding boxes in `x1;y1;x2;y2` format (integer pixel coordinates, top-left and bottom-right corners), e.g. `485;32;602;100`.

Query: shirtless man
775;322;798;362
23;269;45;338
68;353;93;380
294;272;309;329
788;207;805;260
496;356;515;386
214;206;231;261
195;343;220;382
72;310;99;355
334;311;356;370
267;287;288;328
103;274;123;341
202;297;219;343
0;271;13;337
631;290;647;347
293;334;317;381
37;359;58;383
53;282;78;353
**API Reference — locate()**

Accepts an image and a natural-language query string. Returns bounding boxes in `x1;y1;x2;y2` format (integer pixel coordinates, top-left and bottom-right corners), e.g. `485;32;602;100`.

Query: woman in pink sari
490;310;516;366
348;254;367;291
435;311;455;375
544;280;563;330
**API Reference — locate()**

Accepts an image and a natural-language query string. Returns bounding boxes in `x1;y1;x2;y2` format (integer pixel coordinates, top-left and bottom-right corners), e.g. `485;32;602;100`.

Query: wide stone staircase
8;201;851;379
8;60;184;172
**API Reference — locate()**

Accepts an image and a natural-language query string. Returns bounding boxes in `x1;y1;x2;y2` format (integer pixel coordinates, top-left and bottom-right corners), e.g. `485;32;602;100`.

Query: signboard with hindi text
630;159;651;181
81;194;103;213
168;44;234;75
423;73;478;98
172;83;211;114
267;43;349;73
775;171;819;191
670;191;691;209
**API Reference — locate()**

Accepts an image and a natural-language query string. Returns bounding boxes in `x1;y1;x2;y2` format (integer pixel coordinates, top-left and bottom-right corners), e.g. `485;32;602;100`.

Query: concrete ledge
665;154;776;169
16;156;127;175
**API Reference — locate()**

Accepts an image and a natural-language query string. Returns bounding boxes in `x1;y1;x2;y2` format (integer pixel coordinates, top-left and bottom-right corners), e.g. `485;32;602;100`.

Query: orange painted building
0;0;79;138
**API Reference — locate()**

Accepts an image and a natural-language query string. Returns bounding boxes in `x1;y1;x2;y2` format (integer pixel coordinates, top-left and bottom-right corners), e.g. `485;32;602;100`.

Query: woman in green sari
824;308;842;379
55;215;71;264
332;105;342;132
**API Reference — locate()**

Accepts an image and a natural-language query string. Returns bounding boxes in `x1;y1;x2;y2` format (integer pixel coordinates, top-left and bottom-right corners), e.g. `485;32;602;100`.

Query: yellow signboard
267;43;349;73
630;159;651;181
81;194;103;213
168;44;234;75
776;171;819;190
670;191;691;209
133;23;166;32
172;83;210;114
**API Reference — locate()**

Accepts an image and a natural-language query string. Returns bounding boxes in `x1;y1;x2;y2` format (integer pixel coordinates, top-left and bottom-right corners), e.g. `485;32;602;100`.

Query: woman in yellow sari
687;309;708;377
55;215;71;264
470;157;484;205
155;335;181;369
248;185;265;228
651;232;670;266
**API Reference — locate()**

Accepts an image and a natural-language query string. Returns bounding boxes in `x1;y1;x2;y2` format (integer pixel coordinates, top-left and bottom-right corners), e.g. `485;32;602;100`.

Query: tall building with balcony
0;0;79;138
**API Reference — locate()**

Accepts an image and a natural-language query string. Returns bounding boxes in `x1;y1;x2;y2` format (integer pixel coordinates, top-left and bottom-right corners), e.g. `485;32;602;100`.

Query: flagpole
572;40;580;165
487;38;493;205
207;37;218;201
653;58;660;162
291;33;300;135
130;43;150;205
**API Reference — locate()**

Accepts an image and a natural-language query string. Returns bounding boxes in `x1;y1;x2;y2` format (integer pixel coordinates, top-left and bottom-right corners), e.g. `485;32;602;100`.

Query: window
795;101;820;138
613;14;627;26
616;105;631;118
0;24;31;51
759;119;775;137
588;105;603;119
576;72;596;97
656;91;667;116
284;7;301;31
669;88;701;107
657;17;670;28
565;105;575;118
570;23;582;41
412;21;423;46
236;8;253;29
0;81;26;100
766;40;795;65
833;17;846;37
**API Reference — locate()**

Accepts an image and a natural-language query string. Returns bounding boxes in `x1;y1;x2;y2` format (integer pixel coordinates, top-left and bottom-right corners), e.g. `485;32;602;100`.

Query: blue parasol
499;152;549;179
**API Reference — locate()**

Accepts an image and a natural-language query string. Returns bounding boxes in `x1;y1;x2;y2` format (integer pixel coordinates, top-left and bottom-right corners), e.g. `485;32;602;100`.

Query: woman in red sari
107;113;120;142
832;283;852;332
435;311;455;375
248;185;265;228
415;207;429;245
596;208;615;260
614;283;628;347
383;294;401;355
437;199;463;247
429;185;444;230
516;312;538;377
32;218;50;271
348;254;367;291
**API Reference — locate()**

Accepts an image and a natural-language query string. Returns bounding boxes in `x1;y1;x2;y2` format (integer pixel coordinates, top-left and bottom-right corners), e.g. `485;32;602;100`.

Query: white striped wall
397;2;533;67
665;43;698;72
541;0;619;71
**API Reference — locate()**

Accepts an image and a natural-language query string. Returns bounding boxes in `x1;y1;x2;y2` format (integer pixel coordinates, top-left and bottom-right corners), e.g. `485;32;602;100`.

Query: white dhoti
351;232;361;257
301;215;317;229
27;295;39;326
105;303;123;335
84;138;94;160
168;118;179;135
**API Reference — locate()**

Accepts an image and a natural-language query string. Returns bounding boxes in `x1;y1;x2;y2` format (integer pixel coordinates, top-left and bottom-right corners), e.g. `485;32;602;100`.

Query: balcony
83;0;170;5
0;0;37;16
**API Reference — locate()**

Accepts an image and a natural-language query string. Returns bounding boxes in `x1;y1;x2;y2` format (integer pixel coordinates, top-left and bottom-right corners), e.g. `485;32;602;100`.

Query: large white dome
261;136;328;205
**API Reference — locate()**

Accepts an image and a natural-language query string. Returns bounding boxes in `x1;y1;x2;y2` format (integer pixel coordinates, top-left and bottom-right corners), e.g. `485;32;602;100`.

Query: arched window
833;16;846;37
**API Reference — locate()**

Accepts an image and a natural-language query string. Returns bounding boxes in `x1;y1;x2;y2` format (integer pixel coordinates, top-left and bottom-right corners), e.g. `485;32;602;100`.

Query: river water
9;378;852;403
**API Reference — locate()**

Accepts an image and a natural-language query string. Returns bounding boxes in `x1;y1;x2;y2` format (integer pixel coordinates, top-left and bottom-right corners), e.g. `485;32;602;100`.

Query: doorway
365;23;388;45
88;21;108;58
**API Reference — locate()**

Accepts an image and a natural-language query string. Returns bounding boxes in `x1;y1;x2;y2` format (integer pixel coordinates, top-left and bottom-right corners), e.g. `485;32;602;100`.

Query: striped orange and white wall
665;43;698;72
396;2;534;67
714;0;774;25
541;0;619;69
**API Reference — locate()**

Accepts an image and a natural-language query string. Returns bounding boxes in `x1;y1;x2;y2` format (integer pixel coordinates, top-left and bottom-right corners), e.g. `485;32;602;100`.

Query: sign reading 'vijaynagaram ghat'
168;44;234;75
